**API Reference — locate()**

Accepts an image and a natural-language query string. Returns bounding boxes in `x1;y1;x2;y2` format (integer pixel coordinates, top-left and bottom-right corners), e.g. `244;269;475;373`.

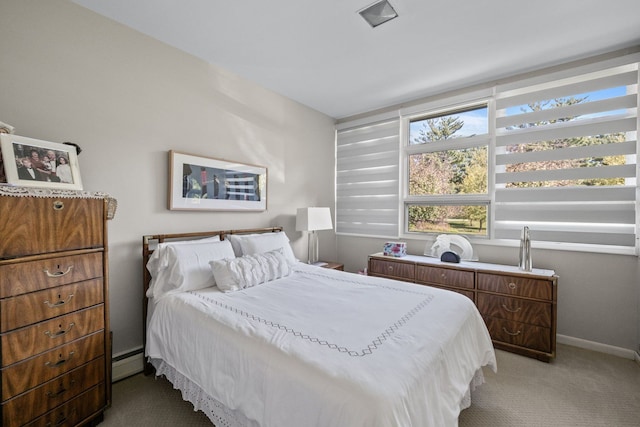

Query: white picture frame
0;134;83;190
168;150;267;211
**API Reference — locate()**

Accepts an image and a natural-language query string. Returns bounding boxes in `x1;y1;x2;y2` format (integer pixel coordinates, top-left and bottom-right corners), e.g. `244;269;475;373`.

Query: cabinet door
22;385;105;427
416;265;474;289
1;306;104;366
368;258;415;281
1;357;105;427
0;252;103;298
482;316;551;353
477;293;551;327
0;279;103;332
477;273;553;300
0;197;104;258
1;331;105;401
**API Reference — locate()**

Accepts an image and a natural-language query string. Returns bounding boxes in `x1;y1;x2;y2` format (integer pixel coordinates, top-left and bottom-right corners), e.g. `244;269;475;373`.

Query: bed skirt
150;358;485;426
151;358;257;427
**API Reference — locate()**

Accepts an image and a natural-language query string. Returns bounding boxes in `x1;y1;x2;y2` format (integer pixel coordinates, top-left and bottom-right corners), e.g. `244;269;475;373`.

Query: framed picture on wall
168;150;267;211
0;134;83;190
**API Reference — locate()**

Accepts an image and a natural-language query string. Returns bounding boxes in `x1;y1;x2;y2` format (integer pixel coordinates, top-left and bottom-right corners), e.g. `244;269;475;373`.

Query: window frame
400;100;494;240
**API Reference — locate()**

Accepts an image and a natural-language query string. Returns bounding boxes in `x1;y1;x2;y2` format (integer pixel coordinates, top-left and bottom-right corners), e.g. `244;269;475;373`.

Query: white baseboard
557;334;638;360
112;347;144;382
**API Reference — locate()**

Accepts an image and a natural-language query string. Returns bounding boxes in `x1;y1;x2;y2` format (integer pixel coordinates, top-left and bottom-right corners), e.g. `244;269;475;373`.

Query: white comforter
146;263;496;427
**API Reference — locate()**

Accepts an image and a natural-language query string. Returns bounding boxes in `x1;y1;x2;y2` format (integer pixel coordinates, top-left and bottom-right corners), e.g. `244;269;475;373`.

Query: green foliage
408;115;488;233
413;116;464;143
506;97;627;187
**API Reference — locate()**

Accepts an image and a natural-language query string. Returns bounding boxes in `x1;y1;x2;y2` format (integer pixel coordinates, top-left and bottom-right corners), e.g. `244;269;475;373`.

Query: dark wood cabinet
368;253;558;362
0;189;111;426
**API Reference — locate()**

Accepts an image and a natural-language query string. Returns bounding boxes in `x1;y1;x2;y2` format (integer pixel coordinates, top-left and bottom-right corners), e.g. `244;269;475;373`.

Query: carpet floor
102;344;640;426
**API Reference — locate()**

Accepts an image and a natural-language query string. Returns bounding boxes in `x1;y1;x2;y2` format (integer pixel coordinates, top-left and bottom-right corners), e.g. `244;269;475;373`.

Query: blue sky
409;86;628;142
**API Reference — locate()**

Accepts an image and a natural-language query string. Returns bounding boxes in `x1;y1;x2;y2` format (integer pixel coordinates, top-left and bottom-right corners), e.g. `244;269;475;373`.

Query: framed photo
0;134;83;190
168;150;267;211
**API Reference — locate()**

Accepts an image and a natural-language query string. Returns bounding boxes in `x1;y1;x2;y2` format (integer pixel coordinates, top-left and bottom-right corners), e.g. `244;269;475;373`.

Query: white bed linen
146;263;496;427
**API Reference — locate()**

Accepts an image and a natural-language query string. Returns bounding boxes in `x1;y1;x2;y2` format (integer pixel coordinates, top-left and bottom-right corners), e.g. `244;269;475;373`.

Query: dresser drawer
0;279;103;332
427;284;475;301
1;305;104;366
0;197;104;259
477;293;551;328
23;384;105;427
477;273;553;300
416;265;474;289
482;315;551;353
0;252;103;298
368;258;415;281
2;357;104;426
1;331;105;401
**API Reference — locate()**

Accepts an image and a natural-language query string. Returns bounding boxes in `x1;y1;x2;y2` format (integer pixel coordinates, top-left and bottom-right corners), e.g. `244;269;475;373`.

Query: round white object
430;234;474;260
447;235;474;260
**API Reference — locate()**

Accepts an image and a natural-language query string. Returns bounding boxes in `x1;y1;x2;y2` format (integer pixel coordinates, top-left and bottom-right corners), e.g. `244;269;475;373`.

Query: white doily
0;184;117;219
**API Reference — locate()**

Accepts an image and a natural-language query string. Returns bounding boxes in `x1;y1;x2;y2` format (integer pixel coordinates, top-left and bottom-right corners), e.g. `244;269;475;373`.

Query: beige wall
0;0;337;355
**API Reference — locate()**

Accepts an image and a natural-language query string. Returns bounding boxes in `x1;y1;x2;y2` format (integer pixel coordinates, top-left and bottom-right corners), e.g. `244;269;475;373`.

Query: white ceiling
71;0;640;119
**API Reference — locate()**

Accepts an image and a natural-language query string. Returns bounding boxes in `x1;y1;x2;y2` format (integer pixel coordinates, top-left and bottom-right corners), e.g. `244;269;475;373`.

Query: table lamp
296;207;333;264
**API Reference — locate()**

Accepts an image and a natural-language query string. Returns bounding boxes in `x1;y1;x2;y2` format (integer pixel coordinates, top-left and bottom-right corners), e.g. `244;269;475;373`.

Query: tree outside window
407;106;489;235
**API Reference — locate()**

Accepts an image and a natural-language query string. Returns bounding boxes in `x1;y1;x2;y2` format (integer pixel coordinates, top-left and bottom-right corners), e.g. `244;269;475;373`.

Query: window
335;53;639;254
493;63;638;250
405;105;491;236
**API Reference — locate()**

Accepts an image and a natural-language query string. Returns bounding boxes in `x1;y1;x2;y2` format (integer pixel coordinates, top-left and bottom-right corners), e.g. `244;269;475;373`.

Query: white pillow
235;232;297;264
225;233;259;257
146;235;220;277
210;249;291;292
147;239;235;298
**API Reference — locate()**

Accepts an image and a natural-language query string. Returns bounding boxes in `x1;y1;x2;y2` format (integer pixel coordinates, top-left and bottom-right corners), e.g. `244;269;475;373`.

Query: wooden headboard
141;226;283;374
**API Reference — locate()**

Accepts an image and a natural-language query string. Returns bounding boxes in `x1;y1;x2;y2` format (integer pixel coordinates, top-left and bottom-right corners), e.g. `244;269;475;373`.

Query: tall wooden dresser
368;253;558;362
0;187;114;427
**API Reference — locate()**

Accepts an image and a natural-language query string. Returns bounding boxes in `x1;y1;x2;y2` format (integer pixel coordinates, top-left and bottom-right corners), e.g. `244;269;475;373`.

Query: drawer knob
388;266;393;271
44;294;75;308
501;304;522;313
441;273;446;279
44;322;75;338
508;282;517;290
47;414;68;427
43;265;74;278
44;351;75;368
46;387;68;398
502;327;522;336
52;200;64;210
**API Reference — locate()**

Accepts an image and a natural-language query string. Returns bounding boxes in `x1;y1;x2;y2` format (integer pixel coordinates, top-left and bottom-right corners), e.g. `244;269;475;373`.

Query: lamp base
307;230;319;264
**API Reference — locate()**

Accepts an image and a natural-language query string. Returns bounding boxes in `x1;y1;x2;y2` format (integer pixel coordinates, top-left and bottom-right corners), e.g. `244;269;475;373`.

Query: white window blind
336;119;400;237
494;63;638;250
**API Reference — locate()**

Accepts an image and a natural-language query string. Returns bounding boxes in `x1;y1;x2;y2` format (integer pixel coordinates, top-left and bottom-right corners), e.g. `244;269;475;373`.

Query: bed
142;227;496;427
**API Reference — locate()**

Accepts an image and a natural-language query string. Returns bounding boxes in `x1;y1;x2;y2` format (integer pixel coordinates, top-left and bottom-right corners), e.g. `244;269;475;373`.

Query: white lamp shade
296;207;333;232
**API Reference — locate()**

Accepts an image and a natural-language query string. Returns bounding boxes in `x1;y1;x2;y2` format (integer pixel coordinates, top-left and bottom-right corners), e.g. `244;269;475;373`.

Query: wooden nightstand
318;261;344;271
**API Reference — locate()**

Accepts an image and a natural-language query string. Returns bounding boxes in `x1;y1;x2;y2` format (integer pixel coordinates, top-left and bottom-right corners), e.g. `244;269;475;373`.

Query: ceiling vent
358;0;398;28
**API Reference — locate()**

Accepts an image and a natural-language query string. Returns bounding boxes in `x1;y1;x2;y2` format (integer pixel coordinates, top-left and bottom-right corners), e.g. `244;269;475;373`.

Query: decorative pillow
235;232;297;264
147;239;235;298
210;249;291;292
225;233;259;257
